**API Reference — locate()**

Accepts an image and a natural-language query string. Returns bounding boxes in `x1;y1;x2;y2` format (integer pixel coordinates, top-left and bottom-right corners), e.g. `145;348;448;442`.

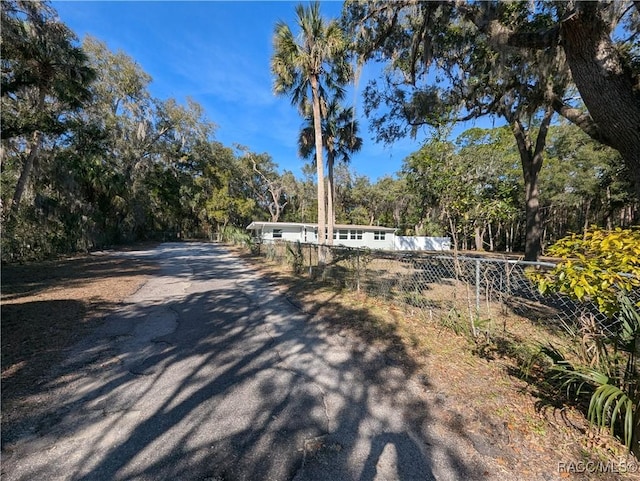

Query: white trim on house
246;221;396;250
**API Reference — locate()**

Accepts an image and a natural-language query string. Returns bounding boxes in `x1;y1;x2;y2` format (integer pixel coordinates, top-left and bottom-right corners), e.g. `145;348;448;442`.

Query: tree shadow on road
2;243;495;481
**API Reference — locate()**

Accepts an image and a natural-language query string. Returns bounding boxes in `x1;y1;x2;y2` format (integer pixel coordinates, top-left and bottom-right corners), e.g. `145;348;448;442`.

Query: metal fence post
475;259;481;319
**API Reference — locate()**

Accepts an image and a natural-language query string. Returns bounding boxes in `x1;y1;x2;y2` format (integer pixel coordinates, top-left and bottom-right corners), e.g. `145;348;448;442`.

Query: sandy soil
1;246;159;431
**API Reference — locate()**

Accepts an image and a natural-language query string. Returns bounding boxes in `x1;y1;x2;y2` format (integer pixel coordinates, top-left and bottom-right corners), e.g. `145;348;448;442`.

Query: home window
339;230;348;240
350;230;363;240
356;230;363;240
273;229;282;239
374;231;386;241
312;228;327;240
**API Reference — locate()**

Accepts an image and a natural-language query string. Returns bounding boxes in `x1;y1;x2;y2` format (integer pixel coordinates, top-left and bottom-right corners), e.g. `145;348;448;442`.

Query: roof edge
246;221;396;231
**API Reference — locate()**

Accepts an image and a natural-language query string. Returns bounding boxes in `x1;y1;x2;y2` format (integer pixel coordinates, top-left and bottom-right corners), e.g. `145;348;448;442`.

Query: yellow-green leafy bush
532;227;640;317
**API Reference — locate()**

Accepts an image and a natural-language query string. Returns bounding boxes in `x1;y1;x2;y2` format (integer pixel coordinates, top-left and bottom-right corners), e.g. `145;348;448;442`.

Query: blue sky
52;1;477;181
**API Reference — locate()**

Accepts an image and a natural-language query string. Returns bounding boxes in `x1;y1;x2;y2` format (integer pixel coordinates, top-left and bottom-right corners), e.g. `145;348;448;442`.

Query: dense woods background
1;1;638;263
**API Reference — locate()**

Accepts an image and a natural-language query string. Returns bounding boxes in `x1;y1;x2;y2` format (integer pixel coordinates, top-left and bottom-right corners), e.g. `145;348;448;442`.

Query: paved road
2;243;502;481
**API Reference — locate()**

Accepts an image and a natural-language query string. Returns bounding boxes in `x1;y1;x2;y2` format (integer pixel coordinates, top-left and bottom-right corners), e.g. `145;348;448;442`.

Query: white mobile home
246;221;397;250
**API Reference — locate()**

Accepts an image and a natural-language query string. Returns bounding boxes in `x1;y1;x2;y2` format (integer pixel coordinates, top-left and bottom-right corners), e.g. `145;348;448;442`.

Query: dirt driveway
1;242;518;481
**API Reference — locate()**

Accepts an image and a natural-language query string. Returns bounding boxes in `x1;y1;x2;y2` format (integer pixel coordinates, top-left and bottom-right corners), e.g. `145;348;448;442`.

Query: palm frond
618;294;640;350
588;383;636;449
542;341;639;451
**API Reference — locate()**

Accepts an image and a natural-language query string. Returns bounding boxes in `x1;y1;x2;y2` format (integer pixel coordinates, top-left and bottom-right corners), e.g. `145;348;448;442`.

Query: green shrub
285;241;304;274
219;225;253;248
531;227;640;453
532;227;640;317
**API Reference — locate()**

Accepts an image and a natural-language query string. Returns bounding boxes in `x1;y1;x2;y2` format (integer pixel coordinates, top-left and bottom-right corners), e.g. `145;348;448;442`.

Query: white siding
281;228;302;242
331;228;394;250
365;230;395;250
394;236;451;251
261;226;303;243
302;226;315;243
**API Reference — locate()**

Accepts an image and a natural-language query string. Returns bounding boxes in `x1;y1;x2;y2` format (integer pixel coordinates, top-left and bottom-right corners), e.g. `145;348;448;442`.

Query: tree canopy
341;0;639;259
343;0;640;198
1;0;636;263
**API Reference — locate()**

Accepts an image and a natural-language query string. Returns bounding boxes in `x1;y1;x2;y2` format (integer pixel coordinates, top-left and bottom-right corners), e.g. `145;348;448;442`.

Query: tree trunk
604;186;613;230
582;199;591;239
11;130;43;214
522;157;541;261
446;210;458;252
462;225;468;250
561;3;640;203
511;108;554;261
393;205;402;228
488;222;494;251
269;189;286;223
327;153;335;245
310;76;327;264
474;225;484;251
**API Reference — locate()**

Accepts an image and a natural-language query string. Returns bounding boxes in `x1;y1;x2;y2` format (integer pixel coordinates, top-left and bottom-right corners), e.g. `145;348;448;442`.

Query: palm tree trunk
310;76;327;264
11;84;48;215
327;153;335;246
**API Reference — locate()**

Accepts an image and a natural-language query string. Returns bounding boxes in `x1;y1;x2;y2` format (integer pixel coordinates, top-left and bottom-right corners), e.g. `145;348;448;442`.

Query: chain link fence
258;240;638;336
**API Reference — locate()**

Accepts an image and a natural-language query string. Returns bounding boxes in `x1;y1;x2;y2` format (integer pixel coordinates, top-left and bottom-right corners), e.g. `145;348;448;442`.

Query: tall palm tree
271;2;350;254
299;99;363;243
